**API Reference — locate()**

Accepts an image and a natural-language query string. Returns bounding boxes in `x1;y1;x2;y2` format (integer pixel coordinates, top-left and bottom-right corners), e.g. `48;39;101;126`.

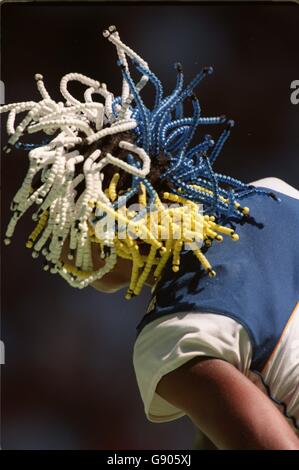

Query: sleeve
133;311;252;423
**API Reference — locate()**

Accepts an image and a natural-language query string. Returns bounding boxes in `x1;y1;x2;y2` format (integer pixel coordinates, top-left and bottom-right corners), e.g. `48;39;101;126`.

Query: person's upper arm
133;312;252;423
156;356;299;450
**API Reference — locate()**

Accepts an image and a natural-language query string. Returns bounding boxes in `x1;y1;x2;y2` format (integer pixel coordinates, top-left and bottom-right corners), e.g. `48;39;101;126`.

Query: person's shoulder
250;177;299;200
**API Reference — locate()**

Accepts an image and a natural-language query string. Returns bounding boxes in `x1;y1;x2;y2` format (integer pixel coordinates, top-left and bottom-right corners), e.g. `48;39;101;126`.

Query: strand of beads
110;28;131;108
123;237;143;299
133;245;158;296
34;197;60;261
108;173;120;202
59;72;100;106
59;245;117;289
85;119;137;146
119;65;151;153
34;74;51;100
106;140;151;177
25;210;49;249
103;26;149;77
78;149;102;220
7;99;59;146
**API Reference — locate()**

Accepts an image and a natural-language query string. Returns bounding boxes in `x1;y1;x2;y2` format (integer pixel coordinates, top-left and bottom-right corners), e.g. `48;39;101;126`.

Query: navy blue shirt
136;188;299;371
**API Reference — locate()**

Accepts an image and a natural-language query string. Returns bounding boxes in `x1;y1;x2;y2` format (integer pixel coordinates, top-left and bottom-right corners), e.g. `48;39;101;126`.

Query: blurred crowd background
1;1;298;450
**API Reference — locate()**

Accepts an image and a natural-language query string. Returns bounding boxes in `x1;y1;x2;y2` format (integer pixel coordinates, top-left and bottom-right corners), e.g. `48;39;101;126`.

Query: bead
231;233;239;241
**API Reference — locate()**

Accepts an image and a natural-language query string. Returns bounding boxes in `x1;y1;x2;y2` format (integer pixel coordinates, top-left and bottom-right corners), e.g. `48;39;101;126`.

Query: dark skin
60;239;299;450
156;357;299;450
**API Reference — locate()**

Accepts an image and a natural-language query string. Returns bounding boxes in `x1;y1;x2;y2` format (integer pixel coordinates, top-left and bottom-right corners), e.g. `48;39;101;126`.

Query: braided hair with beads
0;25;278;299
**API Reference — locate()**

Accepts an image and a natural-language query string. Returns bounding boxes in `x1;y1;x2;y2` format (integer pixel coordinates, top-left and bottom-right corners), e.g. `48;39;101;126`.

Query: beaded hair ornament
1;25;275;299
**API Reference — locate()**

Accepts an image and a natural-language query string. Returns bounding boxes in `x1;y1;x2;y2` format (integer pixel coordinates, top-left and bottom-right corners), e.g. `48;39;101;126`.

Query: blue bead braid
132;59;164;110
119;61;151;153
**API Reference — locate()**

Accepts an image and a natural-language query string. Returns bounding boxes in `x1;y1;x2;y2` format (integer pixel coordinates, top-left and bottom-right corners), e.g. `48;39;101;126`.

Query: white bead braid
0;26;155;290
1;25;256;296
105;141;150;177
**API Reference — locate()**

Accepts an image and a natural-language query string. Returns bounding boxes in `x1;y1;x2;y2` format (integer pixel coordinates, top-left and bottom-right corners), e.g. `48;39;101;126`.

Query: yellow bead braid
25;210;49;248
172;239;183;272
193;248;216;277
124;238;143;299
133;245;157;296
138;182;147;206
108;172;120;202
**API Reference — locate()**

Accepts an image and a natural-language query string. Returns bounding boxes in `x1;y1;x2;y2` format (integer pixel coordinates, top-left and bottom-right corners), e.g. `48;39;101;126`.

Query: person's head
59;129;170;294
2;25;265;299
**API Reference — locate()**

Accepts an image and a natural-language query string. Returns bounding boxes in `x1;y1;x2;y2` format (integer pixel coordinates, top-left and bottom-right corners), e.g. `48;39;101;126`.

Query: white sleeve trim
133;312;252;423
250;177;299;200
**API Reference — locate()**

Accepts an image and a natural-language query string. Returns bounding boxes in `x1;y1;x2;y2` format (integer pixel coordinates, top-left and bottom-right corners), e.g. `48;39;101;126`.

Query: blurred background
1;1;298;450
